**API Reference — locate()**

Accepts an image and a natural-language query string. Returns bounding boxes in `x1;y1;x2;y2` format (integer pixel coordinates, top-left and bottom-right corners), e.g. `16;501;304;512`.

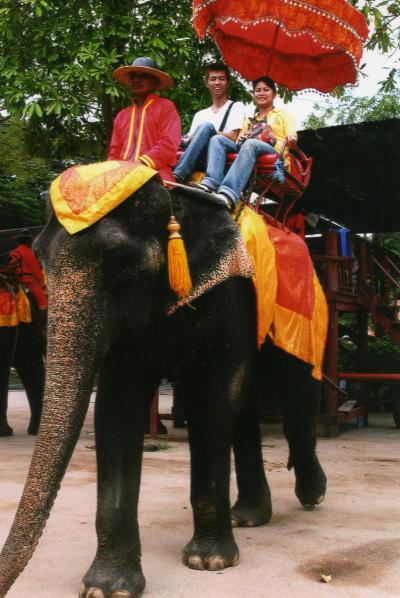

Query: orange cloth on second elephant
0;287;31;327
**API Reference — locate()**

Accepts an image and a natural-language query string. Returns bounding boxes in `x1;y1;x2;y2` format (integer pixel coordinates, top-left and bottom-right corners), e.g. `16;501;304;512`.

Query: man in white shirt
174;62;245;184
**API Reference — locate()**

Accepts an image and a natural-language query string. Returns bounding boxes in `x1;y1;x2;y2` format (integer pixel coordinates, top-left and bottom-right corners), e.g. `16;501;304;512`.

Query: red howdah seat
176;142;313;227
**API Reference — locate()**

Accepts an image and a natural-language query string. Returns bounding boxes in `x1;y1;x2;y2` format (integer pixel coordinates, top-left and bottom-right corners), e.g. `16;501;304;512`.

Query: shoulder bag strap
218;101;235;132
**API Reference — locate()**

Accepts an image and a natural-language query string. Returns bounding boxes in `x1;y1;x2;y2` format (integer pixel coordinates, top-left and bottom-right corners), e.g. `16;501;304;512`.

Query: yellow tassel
167;215;192;297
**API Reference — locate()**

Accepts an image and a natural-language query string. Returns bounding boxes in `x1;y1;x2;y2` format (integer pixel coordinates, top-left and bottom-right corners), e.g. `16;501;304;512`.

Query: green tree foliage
0;118;52;227
0;0;248;159
0;0;397;226
0;0;251;226
374;233;400;257
303;88;400;129
349;0;400;91
338;314;400;409
1;0;398;154
350;1;399;58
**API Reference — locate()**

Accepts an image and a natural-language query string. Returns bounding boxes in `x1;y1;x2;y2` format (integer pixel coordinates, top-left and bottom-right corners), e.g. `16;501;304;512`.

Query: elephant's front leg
81;351;157;598
183;363;245;571
13;320;45;435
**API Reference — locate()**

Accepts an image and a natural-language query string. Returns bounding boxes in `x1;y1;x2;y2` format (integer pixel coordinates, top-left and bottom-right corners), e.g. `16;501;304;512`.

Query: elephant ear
94;218;164;288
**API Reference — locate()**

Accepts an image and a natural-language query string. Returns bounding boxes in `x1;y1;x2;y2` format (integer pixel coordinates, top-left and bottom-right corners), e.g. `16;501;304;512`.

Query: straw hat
113;56;174;90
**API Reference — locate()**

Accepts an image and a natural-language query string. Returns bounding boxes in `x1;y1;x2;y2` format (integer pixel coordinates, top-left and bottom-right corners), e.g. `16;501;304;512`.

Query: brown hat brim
113;65;174;90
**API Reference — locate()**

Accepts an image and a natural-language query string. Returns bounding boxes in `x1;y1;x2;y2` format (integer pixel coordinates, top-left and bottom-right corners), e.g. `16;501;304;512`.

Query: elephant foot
0;422;13;437
231;495;272;528
291;455;327;510
183;535;239;571
80;559;145;598
27;418;40;435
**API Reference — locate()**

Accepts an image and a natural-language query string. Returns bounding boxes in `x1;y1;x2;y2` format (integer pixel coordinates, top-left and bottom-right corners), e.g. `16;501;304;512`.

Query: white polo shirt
188;100;246;136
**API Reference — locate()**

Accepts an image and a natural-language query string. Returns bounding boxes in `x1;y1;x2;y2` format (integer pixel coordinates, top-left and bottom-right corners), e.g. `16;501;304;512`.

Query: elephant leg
183;378;238;571
231;409;272;527
0;327;18;436
281;354;327;509
81;350;157;598
13;321;45;435
183;349;252;571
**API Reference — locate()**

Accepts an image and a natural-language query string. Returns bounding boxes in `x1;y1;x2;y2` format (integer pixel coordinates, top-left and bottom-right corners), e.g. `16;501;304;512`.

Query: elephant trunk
0;254;106;596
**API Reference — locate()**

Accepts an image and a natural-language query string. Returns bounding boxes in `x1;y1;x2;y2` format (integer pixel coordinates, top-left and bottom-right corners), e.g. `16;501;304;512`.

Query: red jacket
10;244;45;287
108;94;181;182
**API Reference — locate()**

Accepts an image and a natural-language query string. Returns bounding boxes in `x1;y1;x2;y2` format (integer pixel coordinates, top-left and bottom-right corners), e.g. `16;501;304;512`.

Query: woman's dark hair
205;61;231;80
252;76;276;93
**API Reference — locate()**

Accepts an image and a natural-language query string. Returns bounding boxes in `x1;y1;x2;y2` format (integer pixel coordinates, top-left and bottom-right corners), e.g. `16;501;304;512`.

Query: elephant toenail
186;555;205;570
302;503;315;511
86;588;104;598
79;583;86;598
206;556;225;571
316;494;325;504
231;519;239;527
110;591;132;598
231;553;240;567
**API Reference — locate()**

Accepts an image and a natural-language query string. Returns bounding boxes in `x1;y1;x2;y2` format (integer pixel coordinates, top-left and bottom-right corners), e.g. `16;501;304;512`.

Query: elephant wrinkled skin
0;179;326;597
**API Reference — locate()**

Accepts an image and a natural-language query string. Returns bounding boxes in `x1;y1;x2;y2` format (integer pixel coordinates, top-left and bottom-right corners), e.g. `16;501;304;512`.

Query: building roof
298;118;400;233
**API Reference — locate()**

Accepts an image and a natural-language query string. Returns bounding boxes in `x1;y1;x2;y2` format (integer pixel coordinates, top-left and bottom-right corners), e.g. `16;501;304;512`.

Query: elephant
0;179;326;597
0;246;45;437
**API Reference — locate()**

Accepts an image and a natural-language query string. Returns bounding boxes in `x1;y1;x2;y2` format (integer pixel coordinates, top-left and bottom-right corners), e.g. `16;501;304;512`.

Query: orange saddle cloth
0;287;31;327
237;206;328;380
50;161;158;234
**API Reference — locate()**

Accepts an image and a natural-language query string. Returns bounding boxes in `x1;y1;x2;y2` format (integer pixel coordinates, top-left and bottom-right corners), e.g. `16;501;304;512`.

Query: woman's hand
287;134;297;147
236;131;248;144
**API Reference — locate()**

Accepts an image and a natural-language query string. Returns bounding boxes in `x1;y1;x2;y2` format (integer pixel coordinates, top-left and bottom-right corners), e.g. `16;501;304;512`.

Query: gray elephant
0;179;326;597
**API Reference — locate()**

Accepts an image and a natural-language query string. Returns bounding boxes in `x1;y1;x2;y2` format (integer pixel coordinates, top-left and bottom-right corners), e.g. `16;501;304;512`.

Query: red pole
338;373;400;381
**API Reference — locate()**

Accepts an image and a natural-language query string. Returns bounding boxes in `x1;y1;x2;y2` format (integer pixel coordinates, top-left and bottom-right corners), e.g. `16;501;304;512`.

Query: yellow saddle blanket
237;207;328;380
50;160;158;234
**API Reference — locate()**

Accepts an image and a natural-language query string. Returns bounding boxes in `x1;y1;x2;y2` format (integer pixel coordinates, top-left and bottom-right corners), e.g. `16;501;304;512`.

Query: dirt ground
1;391;400;598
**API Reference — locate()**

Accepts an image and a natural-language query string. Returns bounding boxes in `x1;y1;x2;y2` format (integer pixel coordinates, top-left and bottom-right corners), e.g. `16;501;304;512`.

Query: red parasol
192;0;369;92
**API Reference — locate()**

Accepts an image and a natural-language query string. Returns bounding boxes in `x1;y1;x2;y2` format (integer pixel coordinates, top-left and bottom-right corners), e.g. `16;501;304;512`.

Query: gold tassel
167;215;192;298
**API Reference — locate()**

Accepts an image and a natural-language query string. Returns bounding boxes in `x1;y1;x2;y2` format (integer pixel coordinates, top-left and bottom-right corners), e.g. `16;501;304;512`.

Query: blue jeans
174;122;217;181
206;138;278;205
202;135;238;191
